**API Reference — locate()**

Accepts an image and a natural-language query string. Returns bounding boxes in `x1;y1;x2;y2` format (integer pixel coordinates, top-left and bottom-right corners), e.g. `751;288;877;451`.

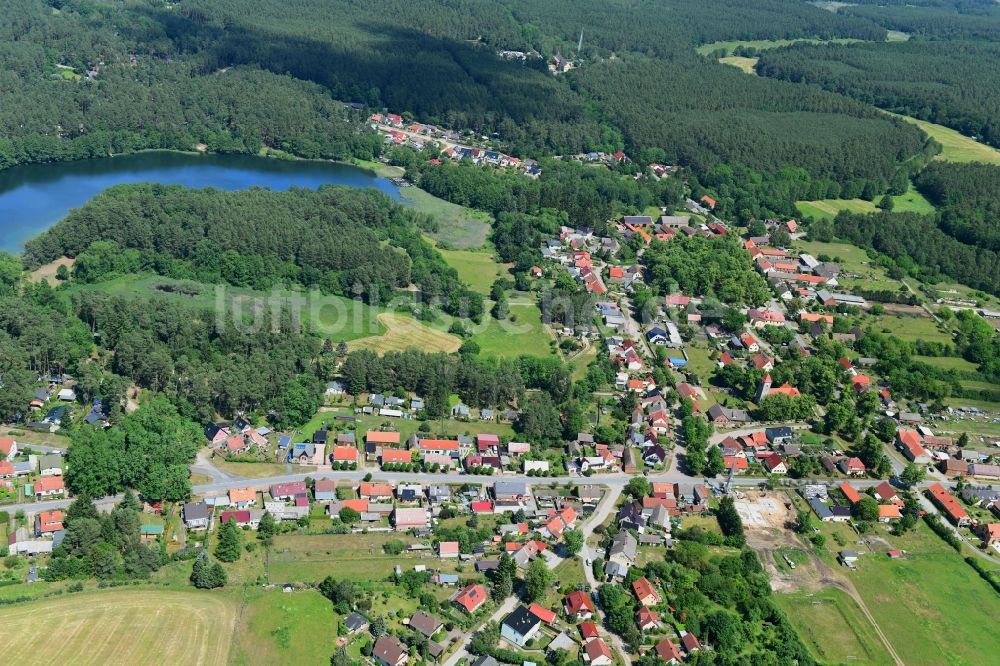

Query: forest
832;209;1000;295
914;163;1000;251
0;0;932;214
756;40;1000;148
840;1;1000;41
23;184;480;313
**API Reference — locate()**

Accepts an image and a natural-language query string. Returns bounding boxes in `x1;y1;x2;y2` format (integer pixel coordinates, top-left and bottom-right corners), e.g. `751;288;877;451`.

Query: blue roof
668;358;687;367
278;436;292;448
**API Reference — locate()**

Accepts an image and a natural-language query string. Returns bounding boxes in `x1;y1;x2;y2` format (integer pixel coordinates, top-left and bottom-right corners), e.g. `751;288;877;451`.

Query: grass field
719;56;758;74
472;303;555;358
268;533;427;582
914;355;978;373
402;186;492;249
231;588;338;666
351;312;462;354
438;248;511;293
0;589;237;665
796;184;933;222
872;314;954;345
696;38;862;56
775;588;895;665
895;115;1000;165
848;523;1000;666
213;460;313;479
793;239;904;291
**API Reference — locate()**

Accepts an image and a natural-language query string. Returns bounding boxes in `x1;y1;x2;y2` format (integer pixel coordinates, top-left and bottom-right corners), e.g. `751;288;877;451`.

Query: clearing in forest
350;312;461;354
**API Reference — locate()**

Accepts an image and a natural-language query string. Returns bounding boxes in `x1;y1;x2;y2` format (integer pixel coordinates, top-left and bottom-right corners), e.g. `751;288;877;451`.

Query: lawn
302;408;516;445
871;314;954;345
894;114;1000;166
471;303;555;358
848;523;1000;666
231;588;339;666
682;344;718;382
401;186;492;249
795;183;934;221
0;589;237;665
775;588;895;666
438;248;511;294
69;273;386;341
696;38;862;56
350;312;462;355
719;56;757;74
914;355;978;373
267;532;454;583
212;460;312;479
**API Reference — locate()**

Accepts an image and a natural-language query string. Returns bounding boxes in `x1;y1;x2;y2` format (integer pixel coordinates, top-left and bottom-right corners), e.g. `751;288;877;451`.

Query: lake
0;151;400;253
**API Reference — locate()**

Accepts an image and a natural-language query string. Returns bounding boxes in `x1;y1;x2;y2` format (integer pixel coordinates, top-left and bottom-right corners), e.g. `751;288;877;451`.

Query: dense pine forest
756;41;1000;149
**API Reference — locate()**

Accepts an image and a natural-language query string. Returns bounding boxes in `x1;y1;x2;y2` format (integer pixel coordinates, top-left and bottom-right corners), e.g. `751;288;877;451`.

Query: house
762;453;788;475
927;483;969;527
977;523;1000;548
325;381;345;397
420;439;461;456
366;431;401;447
229;487;257;509
655;638;684;664
219;510;256;528
636;606;660;631
360;482;394;501
528;603;557;626
632;576;661;607
392;507;429;531
409;611;443;639
34;475;64;500
766;427;795;446
313;479;337;502
839;550;859;567
681;632;701;654
583;637;613;666
493;480;529;502
372;635;408;666
724;456;749;474
183;502;211;530
438;541;459;558
270;481;308;501
878;505;902;522
331;446;358;464
344;613;369;635
840;482;862;505
607;530;637;570
501;606;541;647
808;497;834;522
34;510;63;535
427;484;451;504
897;430;930;464
38;453;63;476
874;481;899;504
0;438;17;461
454;583;488;614
564;590;595;620
381;449;412;465
839;457;866;477
706;404;750;424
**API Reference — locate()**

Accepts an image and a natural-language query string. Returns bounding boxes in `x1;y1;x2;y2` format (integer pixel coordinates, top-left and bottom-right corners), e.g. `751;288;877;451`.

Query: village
3;143;1000;666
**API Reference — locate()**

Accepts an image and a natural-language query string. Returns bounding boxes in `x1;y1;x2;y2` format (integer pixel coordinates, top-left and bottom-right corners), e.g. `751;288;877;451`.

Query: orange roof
37;510;63;532
229;487;256;503
366;431;401;444
0;438;14;455
879;505;902;520
332;446;358;461
608;266;624;278
342;498;369;513
840;483;861;504
632;576;659;602
528;603;557;624
360;482;393;497
724;456;748;471
800;312;834;324
419;439;459;451
769;383;801;398
565;590;595;614
455;584;487;613
382;449;412;463
35;475;64;492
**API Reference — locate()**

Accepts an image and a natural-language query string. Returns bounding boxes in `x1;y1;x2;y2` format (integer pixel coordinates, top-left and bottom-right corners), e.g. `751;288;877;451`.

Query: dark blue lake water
0;152;400;252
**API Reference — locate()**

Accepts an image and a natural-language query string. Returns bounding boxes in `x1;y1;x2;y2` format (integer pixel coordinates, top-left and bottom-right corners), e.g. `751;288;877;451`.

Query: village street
443;485;625;666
